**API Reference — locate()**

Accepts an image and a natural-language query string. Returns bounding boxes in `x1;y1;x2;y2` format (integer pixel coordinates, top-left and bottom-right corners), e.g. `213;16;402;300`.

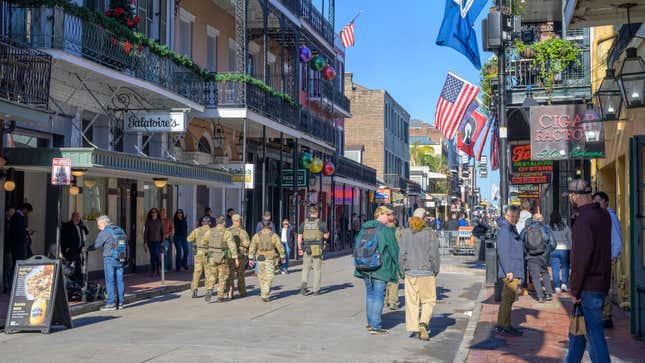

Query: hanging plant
214;73;300;109
479;55;498;116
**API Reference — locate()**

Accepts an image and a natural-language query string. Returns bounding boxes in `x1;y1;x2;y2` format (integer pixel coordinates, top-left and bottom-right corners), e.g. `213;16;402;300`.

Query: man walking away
249;220;285;302
187;217;212;298
593;191;623;329
520;213;556;303
204;216;238;303
298;206;329;295
566;180;612;363
495;206;524;337
516;200;533;234
227;214;251;298
384;212;401;310
86;216;126;311
354;206;402;336
399;208;440;341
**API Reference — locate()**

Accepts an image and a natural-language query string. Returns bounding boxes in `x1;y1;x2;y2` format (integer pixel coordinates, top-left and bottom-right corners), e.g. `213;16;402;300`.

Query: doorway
118;180;137;273
630;136;645;338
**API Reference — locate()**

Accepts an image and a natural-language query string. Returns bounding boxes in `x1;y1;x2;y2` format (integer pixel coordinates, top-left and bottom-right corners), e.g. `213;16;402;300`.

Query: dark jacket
570;203;612;298
354;220;402;283
280;225;295;249
173;217;188;238
520;220;556;266
60;220;89;261
496;216;524;279
255;221;276;234
398;218;440;276
144;218;164;242
8;211;27;260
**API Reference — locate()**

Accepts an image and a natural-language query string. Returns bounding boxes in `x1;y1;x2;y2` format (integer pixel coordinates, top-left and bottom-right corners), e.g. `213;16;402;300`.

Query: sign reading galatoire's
529;105;606;160
126;111;187;133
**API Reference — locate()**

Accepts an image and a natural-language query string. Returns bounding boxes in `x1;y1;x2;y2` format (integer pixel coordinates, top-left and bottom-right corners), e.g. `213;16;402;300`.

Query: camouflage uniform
204;225;237;301
385;227;402;309
226;225;251;298
187;225;211;292
249;230;285;301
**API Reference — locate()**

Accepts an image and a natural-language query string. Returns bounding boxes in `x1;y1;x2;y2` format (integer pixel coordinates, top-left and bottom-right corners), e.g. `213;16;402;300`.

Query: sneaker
555;287;562;293
261;297;270;303
418;323;429;341
100;304;117;311
204;290;213;303
561;284;568;292
546;294;553;301
281;270;287;275
366;325;372;330
495;326;522;337
603;319;614;329
538;297;545;303
192;290;198;298
300;283;307;296
368;328;389;335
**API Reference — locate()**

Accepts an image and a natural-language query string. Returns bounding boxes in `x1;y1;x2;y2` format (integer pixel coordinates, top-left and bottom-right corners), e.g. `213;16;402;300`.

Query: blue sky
335;0;499;202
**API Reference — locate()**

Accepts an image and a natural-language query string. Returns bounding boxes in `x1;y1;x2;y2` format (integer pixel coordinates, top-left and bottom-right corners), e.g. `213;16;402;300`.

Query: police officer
298;206;330;296
249;220;285;302
186;216;212;298
226;214;251;299
204;216;238;303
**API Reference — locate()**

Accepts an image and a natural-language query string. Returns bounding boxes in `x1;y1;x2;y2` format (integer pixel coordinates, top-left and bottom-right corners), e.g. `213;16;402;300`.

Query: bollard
161;251;165;284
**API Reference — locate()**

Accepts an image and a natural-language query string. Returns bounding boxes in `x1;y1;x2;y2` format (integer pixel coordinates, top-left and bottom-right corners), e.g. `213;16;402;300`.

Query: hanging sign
511;144;554;173
529;105;606;160
511;173;551;185
516;184;540;199
375;187;392;204
282;169;307;187
51;158;71;186
4;256;72;334
126;111;187;133
230;164;254;189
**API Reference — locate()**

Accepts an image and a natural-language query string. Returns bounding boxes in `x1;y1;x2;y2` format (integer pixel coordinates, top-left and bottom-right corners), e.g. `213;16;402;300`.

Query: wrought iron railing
295;0;334;46
6;5;205;104
300;109;335;145
0;36;51;107
335;155;377;186
310;80;350;112
384;173;408;190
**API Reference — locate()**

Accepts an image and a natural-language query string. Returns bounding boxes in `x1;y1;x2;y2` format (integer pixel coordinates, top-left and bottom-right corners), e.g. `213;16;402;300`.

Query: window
228;38;237;72
137;0;167;44
206;26;219;72
248;42;260;78
197;136;211;154
178;8;194;57
267;52;276;89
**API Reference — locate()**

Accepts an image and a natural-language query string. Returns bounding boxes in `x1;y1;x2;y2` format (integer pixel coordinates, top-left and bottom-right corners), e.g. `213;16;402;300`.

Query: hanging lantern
617;47;645;109
213;122;225;149
322;161;335;176
310;56;325;72
594;69;623;121
299;153;313;169
322;65;336;81
309;157;323;173
299;46;313;63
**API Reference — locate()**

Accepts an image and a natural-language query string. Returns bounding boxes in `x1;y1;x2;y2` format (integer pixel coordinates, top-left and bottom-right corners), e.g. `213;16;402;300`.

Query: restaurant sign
511;144;553;173
126;111;187;133
529;105;605;160
511;173;551;185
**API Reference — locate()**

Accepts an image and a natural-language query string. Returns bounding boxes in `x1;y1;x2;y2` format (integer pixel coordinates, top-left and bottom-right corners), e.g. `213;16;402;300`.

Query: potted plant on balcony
480;55;498;115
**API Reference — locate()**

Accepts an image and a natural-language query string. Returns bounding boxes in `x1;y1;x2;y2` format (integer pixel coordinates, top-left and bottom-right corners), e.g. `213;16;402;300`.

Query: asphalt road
0;254;484;363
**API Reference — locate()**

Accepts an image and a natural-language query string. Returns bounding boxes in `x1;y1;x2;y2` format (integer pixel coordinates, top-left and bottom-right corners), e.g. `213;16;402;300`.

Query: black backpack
525;224;546;256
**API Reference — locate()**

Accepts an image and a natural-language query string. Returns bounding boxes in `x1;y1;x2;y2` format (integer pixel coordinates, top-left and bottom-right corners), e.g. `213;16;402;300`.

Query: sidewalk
467;287;645;362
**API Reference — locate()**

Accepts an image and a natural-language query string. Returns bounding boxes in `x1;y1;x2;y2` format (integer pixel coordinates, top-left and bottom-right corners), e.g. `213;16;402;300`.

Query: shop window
83;177;107;221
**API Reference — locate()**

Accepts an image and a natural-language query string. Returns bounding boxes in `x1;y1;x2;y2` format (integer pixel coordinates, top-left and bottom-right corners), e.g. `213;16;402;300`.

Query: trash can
485;239;503;302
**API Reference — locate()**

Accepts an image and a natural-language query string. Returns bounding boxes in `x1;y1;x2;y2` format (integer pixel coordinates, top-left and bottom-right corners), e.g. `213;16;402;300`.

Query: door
118;182;138;273
630;136;645;338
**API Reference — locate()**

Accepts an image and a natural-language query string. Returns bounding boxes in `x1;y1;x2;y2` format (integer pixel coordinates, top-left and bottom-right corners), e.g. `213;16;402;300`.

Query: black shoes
603;319;614;329
368;328;389;335
192;290;198;298
300;283;307;296
204;290;213;303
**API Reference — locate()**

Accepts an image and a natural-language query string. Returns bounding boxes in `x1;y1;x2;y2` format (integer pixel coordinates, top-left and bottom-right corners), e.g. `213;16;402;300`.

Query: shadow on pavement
429;313;456;338
437;286;451;301
382;310;405;330
126;293;181;308
73;315;119;329
319;282;354;294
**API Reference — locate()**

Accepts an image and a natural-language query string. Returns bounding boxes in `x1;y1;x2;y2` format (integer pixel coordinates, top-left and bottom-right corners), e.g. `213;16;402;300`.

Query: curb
453;284;487;363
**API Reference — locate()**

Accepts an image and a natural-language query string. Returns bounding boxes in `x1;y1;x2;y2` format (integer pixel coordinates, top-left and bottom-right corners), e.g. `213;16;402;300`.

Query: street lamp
617;47;645;108
153;177;168;188
213;122;225;149
71;168;87;177
2;167;15;192
595;69;623;120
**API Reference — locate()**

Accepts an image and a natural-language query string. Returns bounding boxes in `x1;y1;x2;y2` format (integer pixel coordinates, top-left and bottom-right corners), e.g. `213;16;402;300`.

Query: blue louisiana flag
435;0;488;69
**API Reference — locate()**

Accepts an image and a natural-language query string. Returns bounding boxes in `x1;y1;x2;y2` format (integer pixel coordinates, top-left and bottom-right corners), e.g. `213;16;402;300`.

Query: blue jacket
496;216;524;279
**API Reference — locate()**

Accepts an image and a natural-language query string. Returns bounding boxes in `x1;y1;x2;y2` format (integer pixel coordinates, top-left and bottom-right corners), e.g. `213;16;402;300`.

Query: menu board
5;256;72;334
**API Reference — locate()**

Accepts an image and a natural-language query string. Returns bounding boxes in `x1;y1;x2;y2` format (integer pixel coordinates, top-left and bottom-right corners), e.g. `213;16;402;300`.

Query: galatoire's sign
529;105;606;161
126;111;187;133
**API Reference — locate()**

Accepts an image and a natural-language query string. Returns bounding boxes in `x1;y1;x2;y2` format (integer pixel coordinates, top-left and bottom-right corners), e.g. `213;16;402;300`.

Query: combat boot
204;289;213;303
192;289;198;298
300;283;307;295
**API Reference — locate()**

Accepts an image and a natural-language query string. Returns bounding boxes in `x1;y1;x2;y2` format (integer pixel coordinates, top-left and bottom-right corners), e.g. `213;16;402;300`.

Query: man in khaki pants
495;206;524;337
398;208;440;341
298;206;329;296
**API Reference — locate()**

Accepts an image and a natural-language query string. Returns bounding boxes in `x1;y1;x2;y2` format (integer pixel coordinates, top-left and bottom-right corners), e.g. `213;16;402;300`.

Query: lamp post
595;69;623;120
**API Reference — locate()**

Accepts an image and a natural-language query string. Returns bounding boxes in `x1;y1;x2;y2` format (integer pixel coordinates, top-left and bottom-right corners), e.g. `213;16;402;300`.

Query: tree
409;141;448;194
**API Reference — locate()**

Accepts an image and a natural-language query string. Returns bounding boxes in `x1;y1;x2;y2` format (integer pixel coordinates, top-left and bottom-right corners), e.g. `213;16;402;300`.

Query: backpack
525;224;546;255
302;219;323;242
106;224;128;263
353;225;383;272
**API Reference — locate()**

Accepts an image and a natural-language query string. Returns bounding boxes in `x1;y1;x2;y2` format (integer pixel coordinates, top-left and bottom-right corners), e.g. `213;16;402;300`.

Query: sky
334;0;500;202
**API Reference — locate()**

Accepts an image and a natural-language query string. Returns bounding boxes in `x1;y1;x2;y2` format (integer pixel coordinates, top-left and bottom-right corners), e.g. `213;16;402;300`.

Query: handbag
569;303;586;336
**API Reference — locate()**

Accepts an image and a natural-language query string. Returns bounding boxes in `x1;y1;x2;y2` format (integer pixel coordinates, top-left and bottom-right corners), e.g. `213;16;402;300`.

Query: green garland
215;73;299;109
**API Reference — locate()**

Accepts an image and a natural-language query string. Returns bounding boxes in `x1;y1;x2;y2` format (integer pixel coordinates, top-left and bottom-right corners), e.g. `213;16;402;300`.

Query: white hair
96;215;111;224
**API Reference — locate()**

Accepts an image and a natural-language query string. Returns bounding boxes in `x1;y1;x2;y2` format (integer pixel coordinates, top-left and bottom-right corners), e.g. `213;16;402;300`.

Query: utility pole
497;0;509;213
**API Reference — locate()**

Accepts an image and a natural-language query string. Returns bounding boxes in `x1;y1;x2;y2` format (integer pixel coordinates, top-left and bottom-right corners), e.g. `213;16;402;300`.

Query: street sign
479;169;488;178
51;158;71;186
230;164;254;189
282;169;307;187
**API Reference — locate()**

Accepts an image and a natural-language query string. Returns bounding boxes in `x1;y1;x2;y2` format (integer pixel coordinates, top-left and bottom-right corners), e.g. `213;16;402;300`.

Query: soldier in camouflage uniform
204;216;238;303
226;214;251;299
249;220;285;302
298;206;330;296
187;217;212;298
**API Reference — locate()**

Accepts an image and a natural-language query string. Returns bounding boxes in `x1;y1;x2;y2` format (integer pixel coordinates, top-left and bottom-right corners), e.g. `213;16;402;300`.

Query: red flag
476;118;492;161
490;122;500;171
457;132;473;157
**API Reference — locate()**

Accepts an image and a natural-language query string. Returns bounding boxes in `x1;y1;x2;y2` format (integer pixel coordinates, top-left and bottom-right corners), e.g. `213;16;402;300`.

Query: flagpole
349;10;363;24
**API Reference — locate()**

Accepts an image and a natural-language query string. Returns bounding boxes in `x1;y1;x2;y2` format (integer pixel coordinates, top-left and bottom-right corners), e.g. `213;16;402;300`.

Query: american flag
340;22;355;48
435;72;479;140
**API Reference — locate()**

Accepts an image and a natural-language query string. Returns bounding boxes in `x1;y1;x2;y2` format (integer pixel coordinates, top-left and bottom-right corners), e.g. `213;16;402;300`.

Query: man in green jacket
354;206;402;336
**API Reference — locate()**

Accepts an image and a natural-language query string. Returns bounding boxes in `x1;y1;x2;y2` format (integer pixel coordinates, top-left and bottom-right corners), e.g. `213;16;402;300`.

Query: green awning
3;148;233;186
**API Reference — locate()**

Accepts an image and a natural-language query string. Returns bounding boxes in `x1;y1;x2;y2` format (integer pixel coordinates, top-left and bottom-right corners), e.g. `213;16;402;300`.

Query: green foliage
215;73;300;109
479;55;498;116
514;38;582;98
409;141;449;194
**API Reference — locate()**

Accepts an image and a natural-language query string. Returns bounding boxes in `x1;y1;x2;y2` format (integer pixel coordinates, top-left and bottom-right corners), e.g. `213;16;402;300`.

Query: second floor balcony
335;155;377;187
278;0;334;46
384;173;408;191
309;80;351;117
0;35;51;108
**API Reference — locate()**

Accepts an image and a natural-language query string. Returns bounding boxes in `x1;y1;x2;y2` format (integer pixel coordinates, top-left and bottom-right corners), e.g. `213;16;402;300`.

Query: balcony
384;173;408;190
6;5;206;108
0;36;51;108
335;155;377;187
278;0;334;46
505;29;592;105
309;80;351;117
299;109;335;145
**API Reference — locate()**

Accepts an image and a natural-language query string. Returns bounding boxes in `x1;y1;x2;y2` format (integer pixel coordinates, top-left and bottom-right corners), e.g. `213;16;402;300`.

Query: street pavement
0;254;484;363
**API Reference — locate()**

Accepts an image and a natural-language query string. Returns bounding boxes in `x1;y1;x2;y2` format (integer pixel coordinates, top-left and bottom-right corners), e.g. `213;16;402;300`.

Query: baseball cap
201;216;212;224
232;214;241;221
374;206;394;218
413;208;428;219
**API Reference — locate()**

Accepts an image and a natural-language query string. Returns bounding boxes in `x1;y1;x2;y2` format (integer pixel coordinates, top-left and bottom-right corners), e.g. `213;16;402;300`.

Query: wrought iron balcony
6;5;205;104
335;155;377;186
309;80;350;112
300;109;335;145
278;0;334;46
0;36;51;108
384;173;408;190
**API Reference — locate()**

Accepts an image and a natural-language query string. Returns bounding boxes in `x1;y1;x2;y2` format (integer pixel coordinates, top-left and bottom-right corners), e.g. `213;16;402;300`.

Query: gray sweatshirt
398;227;440;277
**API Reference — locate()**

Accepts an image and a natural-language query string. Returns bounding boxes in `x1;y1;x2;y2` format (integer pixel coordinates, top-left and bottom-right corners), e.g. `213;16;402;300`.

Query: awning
0;99;55;125
332;175;377;191
565;0;645;29
3;148;234;187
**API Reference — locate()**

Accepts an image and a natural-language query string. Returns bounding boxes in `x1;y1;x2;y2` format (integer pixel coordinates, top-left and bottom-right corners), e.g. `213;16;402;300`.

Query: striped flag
340;22;355;48
490;120;500;171
476;117;493;161
435;72;479;140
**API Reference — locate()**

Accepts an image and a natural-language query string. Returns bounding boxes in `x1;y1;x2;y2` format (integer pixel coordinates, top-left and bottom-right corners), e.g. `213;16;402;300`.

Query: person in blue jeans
173;209;189;271
549;210;571;293
279;218;294;274
354;206;401;335
86;215;125;311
